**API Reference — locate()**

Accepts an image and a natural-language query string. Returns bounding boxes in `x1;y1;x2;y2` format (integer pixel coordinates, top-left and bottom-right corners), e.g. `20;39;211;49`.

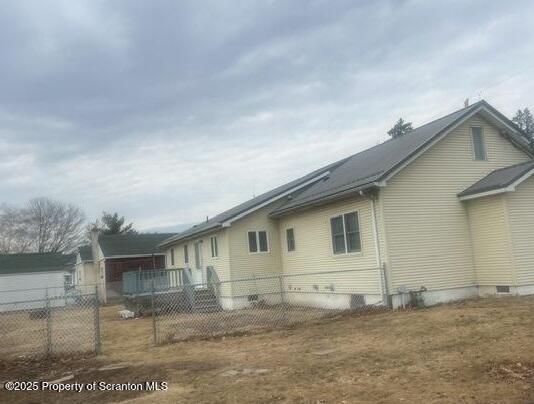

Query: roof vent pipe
464;98;469;108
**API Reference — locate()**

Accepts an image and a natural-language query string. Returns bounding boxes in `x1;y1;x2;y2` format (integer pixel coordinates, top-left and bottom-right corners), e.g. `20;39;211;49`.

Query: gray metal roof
270;101;532;216
458;160;534;198
99;233;175;257
160;100;532;243
0;253;75;275
159;158;347;246
270;101;505;216
78;245;93;262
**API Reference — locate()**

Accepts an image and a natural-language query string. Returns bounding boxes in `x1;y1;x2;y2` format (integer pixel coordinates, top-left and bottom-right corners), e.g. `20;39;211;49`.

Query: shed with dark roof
0;252;74;276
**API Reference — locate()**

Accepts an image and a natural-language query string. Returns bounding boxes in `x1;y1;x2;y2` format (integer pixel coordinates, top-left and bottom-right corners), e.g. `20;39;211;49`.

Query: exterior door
193;241;204;285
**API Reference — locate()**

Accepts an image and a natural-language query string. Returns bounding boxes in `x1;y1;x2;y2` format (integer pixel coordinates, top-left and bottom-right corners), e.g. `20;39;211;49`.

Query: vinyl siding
164;228;231;284
277;196;383;295
382;114;530;291
227;204;283;297
466;195;514;286
0;271;68;311
506;175;534;286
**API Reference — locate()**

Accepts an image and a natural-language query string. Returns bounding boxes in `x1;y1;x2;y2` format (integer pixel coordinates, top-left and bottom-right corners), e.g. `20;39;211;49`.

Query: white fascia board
104;253;165;259
509;167;534;189
221;171;331;227
383;105;529;183
458;186;515;201
459;167;534;201
0;270;68;277
383;108;481;183
480;107;524;137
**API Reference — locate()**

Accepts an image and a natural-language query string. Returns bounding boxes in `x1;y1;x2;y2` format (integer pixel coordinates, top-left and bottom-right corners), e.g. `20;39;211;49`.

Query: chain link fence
0;285;101;358
150;268;387;345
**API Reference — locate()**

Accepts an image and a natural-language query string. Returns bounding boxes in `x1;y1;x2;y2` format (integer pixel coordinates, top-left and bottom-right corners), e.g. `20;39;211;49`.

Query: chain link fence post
94;285;101;355
381;263;390;308
279;274;287;325
45;288;52;356
151;282;158;345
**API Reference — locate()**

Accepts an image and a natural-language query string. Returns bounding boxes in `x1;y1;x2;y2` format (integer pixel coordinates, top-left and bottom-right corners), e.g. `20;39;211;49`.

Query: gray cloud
1;0;534;228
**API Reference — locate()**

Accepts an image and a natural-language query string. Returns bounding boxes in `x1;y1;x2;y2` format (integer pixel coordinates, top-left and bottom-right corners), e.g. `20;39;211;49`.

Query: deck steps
192;288;221;313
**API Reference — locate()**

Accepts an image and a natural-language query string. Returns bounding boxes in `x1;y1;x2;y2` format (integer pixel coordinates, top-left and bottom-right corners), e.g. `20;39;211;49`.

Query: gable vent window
248;231;269;253
330;212;361;255
471;127;487;161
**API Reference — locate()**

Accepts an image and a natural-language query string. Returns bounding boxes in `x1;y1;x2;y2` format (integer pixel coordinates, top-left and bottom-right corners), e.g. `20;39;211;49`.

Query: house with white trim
159;100;534;309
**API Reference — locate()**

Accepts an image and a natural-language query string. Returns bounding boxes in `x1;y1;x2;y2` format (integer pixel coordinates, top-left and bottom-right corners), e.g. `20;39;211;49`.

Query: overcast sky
1;0;533;231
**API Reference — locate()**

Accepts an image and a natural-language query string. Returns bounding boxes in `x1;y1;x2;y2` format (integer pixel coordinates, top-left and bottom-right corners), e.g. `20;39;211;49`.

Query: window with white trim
184;245;189;264
170;248;175;266
330;212;361;254
248;231;269;253
210;236;218;258
286;228;295;251
471;127;487;161
194;241;202;269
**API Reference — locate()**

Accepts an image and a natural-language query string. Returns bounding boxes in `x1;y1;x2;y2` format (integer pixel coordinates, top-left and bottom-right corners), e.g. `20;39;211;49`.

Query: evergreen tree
388;118;413;139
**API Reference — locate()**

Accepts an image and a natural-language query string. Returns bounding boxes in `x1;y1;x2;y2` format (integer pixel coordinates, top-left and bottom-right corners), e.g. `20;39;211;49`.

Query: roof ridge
409;100;484;132
319;101;483;167
273;171;384;209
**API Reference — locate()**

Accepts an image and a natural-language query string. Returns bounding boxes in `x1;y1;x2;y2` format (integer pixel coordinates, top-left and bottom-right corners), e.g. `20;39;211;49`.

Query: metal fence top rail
0;293;98;306
0;283;101;294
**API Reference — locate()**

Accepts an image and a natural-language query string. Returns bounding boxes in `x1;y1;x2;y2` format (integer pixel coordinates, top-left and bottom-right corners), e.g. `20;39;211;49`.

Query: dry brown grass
0;306;95;358
2;296;534;403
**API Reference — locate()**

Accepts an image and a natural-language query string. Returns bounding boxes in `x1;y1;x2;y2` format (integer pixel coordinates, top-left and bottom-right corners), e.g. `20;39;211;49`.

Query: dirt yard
2;296;534;403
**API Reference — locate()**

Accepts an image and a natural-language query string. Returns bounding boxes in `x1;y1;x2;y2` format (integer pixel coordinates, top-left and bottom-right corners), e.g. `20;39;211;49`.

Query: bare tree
0;205;34;253
0;198;86;254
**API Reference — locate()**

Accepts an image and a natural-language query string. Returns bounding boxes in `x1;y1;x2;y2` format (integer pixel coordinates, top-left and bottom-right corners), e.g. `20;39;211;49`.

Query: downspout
360;189;390;307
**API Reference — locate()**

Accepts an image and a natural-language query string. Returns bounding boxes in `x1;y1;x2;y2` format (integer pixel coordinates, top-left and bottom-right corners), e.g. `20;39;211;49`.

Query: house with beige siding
159;100;534;309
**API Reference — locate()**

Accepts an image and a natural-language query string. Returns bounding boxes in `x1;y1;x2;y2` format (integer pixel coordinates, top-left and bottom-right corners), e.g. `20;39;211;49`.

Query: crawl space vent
496;286;510;293
350;294;365;309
